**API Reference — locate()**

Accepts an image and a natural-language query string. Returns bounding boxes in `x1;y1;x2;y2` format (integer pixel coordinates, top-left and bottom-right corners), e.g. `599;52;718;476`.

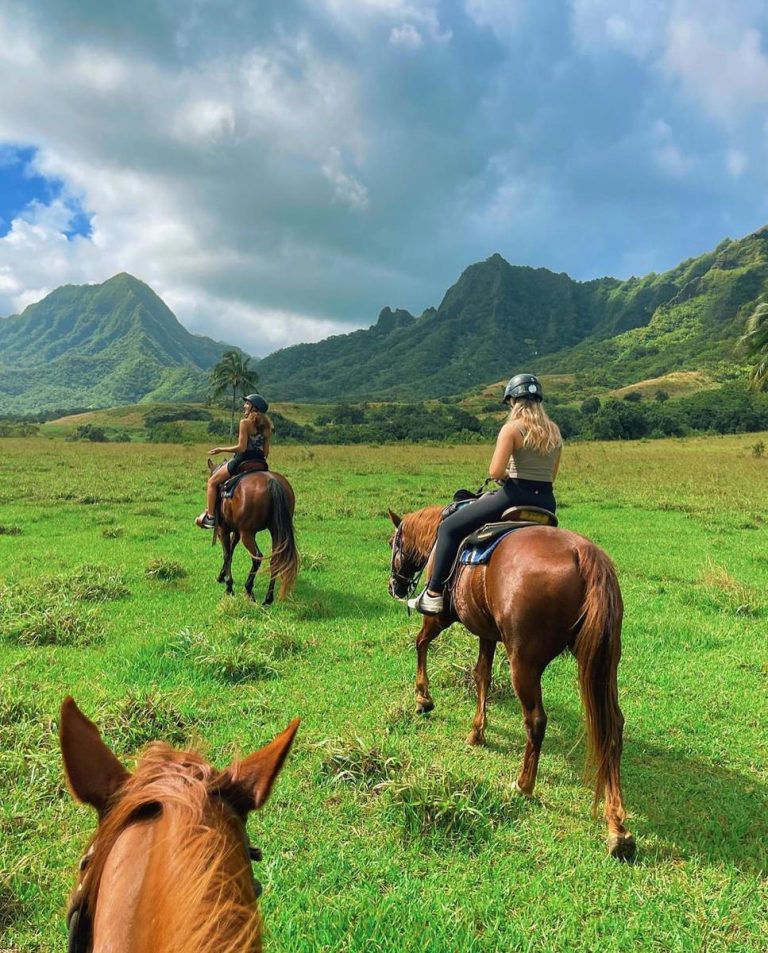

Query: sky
1;0;768;356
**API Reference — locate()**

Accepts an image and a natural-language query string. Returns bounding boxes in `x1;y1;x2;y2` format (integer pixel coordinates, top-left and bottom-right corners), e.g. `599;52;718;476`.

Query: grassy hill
0;273;240;415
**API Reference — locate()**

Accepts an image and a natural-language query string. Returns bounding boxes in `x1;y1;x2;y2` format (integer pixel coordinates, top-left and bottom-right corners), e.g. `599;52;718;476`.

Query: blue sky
1;0;768;354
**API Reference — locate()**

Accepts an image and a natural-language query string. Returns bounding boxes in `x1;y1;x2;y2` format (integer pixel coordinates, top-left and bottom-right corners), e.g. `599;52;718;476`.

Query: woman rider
408;373;562;614
195;394;273;528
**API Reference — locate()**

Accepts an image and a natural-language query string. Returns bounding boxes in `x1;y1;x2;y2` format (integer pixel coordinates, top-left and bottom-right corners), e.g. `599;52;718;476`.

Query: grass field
1;435;766;952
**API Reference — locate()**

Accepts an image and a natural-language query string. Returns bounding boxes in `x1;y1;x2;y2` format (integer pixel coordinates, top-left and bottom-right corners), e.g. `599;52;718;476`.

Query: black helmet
503;373;543;404
243;393;269;413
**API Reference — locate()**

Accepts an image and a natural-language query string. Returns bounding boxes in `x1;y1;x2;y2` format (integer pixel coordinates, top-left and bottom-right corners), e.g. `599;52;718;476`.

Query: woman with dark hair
408;373;562;614
195;394;273;529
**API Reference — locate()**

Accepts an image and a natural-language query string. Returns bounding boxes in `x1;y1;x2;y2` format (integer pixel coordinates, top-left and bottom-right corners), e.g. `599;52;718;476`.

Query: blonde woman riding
409;373;562;615
195;394;273;528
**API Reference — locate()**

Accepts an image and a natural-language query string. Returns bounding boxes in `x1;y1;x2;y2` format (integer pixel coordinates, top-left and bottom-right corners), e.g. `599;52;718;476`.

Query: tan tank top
506;430;561;482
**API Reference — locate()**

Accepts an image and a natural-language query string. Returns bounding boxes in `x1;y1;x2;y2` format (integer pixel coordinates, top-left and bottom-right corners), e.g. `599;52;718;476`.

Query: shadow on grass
288;577;391;621
466;690;767;876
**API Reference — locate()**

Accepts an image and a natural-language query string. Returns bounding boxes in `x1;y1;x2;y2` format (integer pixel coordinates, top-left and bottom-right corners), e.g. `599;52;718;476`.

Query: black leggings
427;479;556;592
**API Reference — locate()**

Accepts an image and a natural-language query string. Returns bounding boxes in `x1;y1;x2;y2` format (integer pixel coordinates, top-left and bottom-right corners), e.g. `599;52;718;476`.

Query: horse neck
93;801;261;953
403;505;443;563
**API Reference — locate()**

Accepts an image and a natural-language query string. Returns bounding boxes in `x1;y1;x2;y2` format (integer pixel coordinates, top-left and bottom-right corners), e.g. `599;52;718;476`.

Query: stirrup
195;512;215;529
407;588;444;615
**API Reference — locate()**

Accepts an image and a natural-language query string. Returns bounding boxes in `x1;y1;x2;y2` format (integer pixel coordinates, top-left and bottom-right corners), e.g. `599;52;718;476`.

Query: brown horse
60;697;299;953
388;505;635;859
209;461;299;604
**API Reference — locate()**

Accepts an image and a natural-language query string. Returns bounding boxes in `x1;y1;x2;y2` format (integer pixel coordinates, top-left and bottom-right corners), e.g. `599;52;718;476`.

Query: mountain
257;228;768;400
0;273;238;415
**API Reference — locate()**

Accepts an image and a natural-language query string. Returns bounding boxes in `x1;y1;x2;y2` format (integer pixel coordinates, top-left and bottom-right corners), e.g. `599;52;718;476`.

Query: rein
67;820;264;952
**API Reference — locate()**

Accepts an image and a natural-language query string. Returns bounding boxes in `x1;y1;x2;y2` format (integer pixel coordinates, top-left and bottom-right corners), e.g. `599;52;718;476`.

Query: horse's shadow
284;576;392;621
484;693;767;875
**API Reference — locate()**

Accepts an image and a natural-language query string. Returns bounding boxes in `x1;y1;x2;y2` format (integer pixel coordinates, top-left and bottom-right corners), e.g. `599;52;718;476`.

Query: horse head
387;507;441;600
60;697;299;953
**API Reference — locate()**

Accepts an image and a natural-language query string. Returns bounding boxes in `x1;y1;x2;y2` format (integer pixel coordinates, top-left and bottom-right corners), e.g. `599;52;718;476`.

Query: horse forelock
79;743;261;953
401;505;443;562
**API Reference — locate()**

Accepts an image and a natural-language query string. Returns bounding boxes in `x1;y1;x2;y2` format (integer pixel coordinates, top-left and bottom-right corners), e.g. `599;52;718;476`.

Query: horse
209;461;299;604
387;505;635;859
60;696;299;953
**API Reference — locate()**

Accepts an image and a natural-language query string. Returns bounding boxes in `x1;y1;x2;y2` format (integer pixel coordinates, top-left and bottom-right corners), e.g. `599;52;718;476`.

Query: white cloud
389;24;423;49
569;0;668;58
663;18;768;121
321;148;370;210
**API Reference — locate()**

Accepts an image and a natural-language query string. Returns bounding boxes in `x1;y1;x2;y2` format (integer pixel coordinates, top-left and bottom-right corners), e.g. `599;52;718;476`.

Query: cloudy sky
1;0;768;355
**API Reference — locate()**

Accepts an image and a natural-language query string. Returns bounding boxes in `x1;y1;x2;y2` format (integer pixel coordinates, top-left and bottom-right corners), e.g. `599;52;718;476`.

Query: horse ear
207;458;215;473
388;509;402;527
60;697;130;813
224;719;300;813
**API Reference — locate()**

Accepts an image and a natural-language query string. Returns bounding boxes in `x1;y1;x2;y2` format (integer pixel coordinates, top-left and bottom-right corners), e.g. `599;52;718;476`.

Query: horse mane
80;743;260;953
402;505;443;561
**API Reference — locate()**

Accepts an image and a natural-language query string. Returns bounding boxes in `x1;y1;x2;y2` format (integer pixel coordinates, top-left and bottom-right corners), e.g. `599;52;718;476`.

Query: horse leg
218;531;235;593
507;655;547;797
466;638;497;746
261;529;279;606
224;531;239;595
240;531;263;602
415;615;445;714
602;715;635;860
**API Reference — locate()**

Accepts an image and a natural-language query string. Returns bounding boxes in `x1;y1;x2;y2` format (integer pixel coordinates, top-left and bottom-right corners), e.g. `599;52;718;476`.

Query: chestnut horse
388;505;635;859
209;462;299;604
60;697;299;953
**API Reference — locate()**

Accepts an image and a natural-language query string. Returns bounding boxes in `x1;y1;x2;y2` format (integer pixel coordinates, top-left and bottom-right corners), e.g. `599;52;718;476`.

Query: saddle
457;506;558;567
220;460;269;499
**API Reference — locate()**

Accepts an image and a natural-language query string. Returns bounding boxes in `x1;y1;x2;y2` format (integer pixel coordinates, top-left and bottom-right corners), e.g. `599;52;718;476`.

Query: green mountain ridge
2;227;766;416
0;273;239;414
257;228;768;400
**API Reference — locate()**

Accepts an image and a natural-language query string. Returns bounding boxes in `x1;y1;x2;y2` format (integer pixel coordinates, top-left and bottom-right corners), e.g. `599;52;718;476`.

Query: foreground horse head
209;461;299;605
387;507;635;860
60;697;299;953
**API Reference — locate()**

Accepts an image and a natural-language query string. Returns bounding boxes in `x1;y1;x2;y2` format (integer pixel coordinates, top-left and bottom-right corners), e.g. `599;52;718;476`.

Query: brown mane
80;744;260;953
401;505;443;562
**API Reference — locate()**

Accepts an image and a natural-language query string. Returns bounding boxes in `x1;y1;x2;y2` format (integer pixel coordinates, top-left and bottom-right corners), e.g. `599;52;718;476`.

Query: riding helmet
503;373;543;404
243;393;269;413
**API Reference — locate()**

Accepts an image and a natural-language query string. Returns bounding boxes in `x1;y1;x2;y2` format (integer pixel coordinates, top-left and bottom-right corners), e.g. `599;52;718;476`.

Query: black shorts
227;451;266;476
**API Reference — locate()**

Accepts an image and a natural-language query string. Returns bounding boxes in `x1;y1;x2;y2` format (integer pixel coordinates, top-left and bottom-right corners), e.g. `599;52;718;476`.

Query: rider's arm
551;446;562;482
210;419;250;455
488;422;520;481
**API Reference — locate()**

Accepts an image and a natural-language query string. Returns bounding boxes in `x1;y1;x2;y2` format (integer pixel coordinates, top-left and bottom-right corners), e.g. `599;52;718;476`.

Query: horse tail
572;541;625;813
267;477;299;599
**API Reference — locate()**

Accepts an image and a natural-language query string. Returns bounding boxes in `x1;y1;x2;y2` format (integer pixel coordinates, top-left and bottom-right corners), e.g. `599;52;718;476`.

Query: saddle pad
458;521;542;566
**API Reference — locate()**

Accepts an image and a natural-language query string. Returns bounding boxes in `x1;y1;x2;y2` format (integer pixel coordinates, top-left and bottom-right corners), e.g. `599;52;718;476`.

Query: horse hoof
466;731;485;747
513;780;533;798
416;699;434;715
607;833;636;861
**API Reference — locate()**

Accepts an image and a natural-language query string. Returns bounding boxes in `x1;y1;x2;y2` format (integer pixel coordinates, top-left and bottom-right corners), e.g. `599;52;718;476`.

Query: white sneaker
407;588;444;615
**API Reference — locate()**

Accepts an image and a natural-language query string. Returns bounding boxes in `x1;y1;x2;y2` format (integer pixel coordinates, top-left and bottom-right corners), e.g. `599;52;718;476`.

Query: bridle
389;523;423;599
67;808;264;953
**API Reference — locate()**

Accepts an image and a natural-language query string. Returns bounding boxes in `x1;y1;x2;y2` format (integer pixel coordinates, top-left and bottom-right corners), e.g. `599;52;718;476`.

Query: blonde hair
508;399;562;453
246;409;273;457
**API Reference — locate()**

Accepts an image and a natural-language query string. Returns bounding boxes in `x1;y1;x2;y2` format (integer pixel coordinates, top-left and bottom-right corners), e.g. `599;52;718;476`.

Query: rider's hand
209;447;220;455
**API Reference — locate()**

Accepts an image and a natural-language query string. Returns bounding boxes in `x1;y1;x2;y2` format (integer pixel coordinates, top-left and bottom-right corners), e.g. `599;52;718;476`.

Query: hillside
257;228;768;400
0;273;237;415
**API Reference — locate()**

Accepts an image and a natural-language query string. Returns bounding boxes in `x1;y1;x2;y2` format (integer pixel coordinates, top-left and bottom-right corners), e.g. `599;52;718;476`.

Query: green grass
0;437;766;952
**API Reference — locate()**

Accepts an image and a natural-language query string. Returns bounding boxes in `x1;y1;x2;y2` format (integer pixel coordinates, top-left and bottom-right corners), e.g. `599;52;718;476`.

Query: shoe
407;588;444;615
195;512;215;529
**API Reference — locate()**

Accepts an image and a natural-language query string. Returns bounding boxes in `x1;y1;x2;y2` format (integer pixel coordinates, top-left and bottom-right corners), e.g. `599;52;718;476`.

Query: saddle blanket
458;520;541;567
221;464;268;499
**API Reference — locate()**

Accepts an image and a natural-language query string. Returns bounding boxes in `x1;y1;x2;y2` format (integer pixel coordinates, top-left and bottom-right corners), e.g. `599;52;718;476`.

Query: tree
209;351;259;437
740;300;768;391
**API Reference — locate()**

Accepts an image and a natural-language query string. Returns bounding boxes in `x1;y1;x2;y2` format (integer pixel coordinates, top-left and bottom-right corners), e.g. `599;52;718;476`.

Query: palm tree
209;350;259;437
740;300;768;392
